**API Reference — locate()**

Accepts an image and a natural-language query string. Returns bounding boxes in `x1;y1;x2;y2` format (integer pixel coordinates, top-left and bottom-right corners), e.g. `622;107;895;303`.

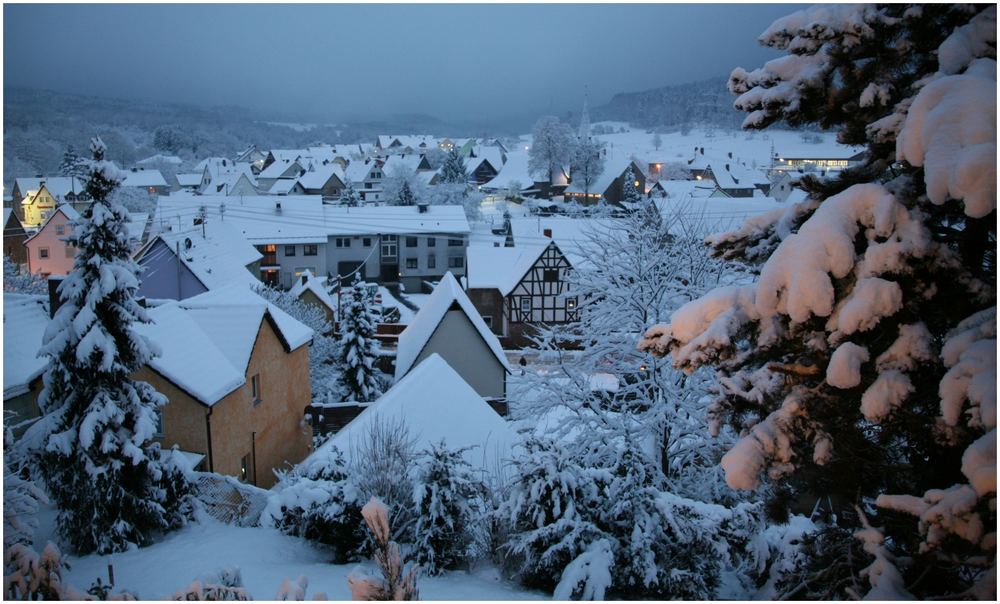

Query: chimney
543;228;552;238
47;275;65;319
417;202;429;214
275;201;282;213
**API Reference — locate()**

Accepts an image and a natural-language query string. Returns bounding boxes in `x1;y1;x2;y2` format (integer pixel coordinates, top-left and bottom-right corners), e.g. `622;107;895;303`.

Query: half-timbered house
466;240;577;347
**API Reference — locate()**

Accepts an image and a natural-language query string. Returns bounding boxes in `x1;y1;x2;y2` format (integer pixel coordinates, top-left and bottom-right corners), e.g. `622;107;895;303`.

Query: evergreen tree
619;166;643;207
438;148;467;185
640;5;996;599
336;279;383;402
20;137;191;554
340;176;361;207
395;180;416;206
58;145;87;178
410;442;485;575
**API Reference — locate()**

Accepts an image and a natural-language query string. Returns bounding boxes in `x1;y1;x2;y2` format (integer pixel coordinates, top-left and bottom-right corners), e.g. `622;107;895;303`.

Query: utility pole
175;241;182;299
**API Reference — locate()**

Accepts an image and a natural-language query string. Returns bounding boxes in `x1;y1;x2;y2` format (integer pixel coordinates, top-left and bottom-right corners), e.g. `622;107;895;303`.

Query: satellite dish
184;237;193;250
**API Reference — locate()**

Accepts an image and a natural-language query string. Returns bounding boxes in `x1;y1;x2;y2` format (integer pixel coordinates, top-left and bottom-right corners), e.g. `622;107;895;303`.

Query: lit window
567;297;577;310
240;454;250;483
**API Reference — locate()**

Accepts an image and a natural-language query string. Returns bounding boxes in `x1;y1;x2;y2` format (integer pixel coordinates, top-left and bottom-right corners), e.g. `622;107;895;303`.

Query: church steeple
578;87;591;141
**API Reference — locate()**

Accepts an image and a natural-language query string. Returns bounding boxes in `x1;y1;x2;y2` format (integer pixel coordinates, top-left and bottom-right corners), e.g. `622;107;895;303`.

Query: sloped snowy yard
38;509;540;600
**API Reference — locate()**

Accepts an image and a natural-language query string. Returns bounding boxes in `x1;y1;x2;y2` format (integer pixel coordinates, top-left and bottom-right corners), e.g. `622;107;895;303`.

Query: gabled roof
288;270;336;314
136;154;183;166
466;244;548;295
258;159;304;180
306;354;518;475
268;178;302;195
395;272;510;380
144;220;262;291
121;169;168;188
3;294;49;400
481;151;534;191
707;163;765;190
176;173;203;187
24;204;80;244
137;284;314;406
155;195;330;244
14;177;87;199
381;154;423;177
564;156;641;196
296;164;344;191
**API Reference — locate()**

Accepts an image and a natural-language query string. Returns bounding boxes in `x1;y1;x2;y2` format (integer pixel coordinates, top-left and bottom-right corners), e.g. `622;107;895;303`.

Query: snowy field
34;506;540;600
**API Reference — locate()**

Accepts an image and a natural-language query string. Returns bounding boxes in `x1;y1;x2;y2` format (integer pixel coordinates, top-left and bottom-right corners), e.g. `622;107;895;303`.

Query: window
406;258;418;269
154;410;165;436
335;238;351;248
264;244;277;254
39;247;49;259
448;256;463;268
285;245;296;256
427;255;436;269
543;268;559;282
520;297;532;313
448;238;463;247
363;237;372;247
566;297;577;310
251;373;261;404
381;235;397;259
240;454;250;483
55;225;65;235
405;236;418;247
304;245;318;256
482;315;493;328
426;237;436;247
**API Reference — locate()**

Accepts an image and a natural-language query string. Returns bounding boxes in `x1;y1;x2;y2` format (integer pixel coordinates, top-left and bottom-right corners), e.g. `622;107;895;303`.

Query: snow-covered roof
564;156;640;196
466;244;547;295
381;154;423;177
268;178;301;195
773;142;866;159
308;354;518;474
203;171;258;195
147;220;262;291
136;154;183;166
258;159;304;180
344;160;378;183
3;294;49;399
24;204;80;244
395;272;510;380
321;204;470;236
296;164;344;191
707;163;763;190
121;169;168;189
14;177;87;200
288;270;336;314
155;196;330;244
481;151;534;191
176;173;203;187
138;284;314;406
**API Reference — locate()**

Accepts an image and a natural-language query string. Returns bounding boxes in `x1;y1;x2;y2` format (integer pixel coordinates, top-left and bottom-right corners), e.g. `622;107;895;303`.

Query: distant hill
591;76;744;131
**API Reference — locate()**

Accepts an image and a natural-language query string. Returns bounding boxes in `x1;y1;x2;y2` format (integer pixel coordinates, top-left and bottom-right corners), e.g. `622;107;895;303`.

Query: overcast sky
4;3;800;124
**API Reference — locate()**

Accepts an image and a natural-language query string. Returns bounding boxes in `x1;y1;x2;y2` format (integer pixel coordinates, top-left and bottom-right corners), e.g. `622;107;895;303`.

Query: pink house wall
26;211;78;277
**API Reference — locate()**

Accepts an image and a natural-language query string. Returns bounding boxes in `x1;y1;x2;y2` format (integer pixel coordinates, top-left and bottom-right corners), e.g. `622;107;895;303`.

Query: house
303;354;518;473
466;240;577;346
288;270;337;324
267;178;306;196
704;163;758;198
564;158;646;206
20;184;61;228
121;168;171;196
297;164;345;199
11;177;89;213
135;219;262;300
176;173;204;191
464;156;500;186
24;205;80;277
375;135;438;155
132;285;314;488
772;146;867;172
2;293;49;433
153;196;471;290
257;160;307;191
203;171;259;196
344;159;386;203
235;145;268;172
480;151;541;199
4;208;28;266
395;272;510;404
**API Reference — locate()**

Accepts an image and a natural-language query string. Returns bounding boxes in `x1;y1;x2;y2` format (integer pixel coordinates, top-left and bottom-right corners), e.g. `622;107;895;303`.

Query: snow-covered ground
36;507;540;600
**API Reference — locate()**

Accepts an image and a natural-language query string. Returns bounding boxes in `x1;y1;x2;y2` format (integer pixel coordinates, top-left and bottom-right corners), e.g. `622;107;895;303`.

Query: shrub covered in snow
19;137;192;555
347;498;419;601
265;446;366;563
641;5;996;598
3;255;47;295
410;441;488;575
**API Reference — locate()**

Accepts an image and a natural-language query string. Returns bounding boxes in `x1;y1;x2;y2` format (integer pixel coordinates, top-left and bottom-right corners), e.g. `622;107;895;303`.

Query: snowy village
0;2;996;601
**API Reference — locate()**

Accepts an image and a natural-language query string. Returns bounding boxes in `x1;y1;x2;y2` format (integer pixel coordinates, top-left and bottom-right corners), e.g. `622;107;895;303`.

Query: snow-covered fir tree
3;255;47;295
58;145;87;178
336;279;383;402
394;179;416;206
437;148;467;185
528;116;575;184
340;175;361;207
619;165;644;208
569;138;605;201
253;284;341;405
410;441;486;575
19;137;191;555
640;5;996;599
